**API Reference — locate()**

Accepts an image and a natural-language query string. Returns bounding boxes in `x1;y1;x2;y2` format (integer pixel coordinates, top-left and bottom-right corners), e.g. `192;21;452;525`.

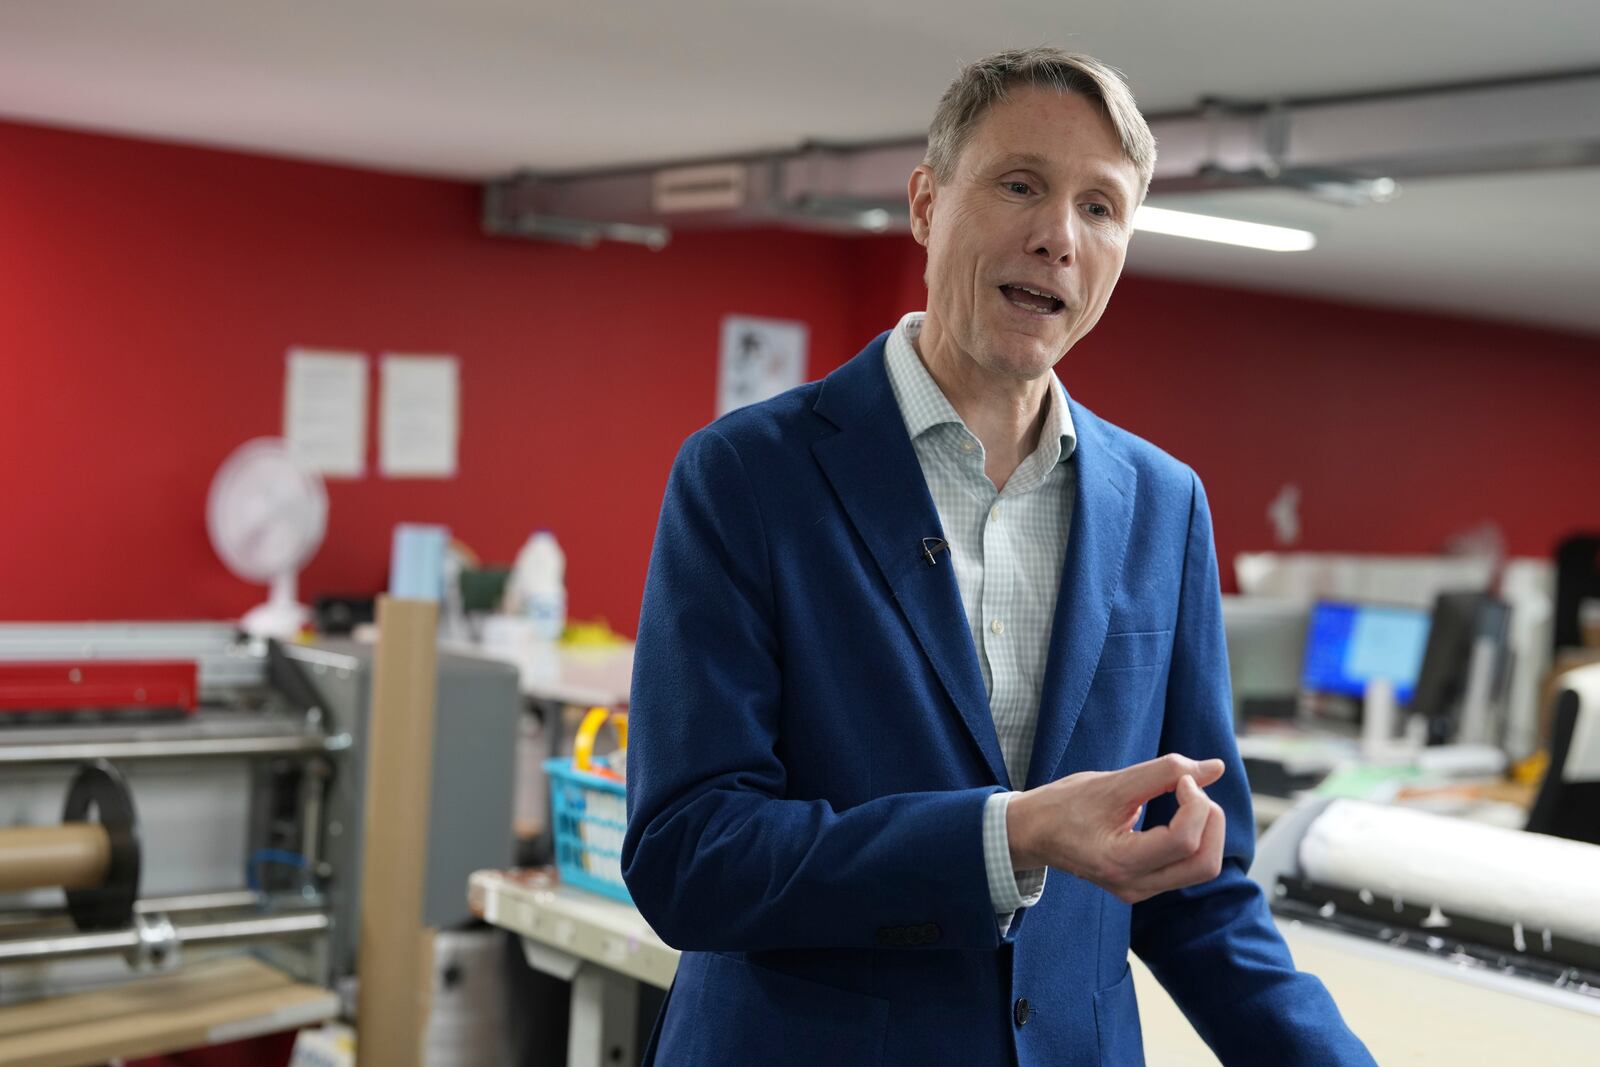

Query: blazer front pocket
1097;629;1172;673
668;952;889;1066
1093;962;1146;1066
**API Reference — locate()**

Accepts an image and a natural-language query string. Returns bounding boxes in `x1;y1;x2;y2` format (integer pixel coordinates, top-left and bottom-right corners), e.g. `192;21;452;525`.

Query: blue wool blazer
622;333;1374;1066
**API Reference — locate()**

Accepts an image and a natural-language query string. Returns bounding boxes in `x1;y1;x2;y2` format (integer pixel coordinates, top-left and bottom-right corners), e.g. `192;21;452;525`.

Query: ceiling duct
1152;71;1600;201
483;70;1600;247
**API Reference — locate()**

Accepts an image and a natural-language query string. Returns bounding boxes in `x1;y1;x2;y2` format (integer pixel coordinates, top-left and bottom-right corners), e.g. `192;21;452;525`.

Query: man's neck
913;317;1053;493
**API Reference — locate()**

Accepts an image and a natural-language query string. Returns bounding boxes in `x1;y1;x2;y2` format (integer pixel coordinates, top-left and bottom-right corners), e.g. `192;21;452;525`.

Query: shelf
0;956;338;1067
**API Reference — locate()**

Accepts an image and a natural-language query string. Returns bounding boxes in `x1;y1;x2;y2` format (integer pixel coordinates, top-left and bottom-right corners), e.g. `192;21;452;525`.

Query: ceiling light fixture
1133;206;1316;252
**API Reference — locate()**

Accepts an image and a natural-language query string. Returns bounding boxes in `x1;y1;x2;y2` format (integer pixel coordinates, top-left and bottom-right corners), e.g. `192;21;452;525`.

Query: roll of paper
0;824;111;892
1299;799;1600;946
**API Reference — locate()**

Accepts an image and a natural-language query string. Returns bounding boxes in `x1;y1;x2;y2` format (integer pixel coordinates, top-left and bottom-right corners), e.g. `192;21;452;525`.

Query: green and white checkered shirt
883;311;1077;927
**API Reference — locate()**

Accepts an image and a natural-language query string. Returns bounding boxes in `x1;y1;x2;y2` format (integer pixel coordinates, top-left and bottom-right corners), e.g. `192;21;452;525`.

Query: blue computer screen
1300;601;1430;703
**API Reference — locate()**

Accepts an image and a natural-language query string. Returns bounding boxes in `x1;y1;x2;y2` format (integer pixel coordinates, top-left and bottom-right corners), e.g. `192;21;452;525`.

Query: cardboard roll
0;760;140;931
0;825;110;891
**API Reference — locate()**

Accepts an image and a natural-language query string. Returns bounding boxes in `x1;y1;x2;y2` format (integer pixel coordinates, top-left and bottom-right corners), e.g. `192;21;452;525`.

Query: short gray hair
925;47;1156;201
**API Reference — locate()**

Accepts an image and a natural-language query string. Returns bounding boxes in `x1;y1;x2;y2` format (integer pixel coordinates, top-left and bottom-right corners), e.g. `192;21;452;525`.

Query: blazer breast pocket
1097;629;1172;673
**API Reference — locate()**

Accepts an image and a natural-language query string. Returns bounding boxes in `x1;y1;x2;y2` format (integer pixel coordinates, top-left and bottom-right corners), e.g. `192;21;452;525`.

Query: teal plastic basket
545;756;632;904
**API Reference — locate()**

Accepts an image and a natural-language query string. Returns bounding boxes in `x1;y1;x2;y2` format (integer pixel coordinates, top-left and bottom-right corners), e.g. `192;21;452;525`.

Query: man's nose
1029;202;1077;265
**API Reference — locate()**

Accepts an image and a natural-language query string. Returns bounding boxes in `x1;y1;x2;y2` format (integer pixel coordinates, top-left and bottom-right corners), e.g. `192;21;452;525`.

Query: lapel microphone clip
921;537;949;566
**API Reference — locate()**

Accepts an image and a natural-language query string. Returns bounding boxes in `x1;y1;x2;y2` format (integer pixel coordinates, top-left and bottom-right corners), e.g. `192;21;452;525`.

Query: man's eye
1005;181;1033;195
1083;202;1112;218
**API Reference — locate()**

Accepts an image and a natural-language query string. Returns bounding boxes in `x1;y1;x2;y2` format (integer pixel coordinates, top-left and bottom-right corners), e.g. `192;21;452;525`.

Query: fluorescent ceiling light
858;208;892;232
1133;205;1316;252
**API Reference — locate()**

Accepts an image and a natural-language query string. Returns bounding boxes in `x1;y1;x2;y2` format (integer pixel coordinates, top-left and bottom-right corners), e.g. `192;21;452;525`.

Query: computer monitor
1300;600;1431;705
1411;591;1511;744
1222;596;1310;722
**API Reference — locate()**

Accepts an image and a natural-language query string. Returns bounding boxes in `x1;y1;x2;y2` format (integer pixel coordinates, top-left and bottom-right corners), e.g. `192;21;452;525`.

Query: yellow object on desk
573;706;628;781
1512;749;1549;786
562;618;629;647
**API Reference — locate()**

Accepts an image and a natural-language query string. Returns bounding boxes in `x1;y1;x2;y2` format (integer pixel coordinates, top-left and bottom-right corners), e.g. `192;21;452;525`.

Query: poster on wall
284;348;368;478
380;354;459;477
717;316;808;416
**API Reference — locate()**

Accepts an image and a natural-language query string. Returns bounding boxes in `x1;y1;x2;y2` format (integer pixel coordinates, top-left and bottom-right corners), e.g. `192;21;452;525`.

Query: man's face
909;86;1140;382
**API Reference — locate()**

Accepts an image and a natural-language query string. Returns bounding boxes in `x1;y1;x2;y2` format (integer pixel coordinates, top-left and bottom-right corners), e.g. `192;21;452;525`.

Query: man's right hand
1007;754;1226;904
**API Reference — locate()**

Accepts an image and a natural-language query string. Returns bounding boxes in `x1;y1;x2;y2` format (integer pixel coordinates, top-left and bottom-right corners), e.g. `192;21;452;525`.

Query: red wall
3;119;1597;630
0;120;869;629
1077;276;1600;579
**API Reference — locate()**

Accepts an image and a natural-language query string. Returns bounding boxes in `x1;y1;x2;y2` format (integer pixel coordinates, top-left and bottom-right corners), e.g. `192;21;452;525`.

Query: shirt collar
883;311;1078;466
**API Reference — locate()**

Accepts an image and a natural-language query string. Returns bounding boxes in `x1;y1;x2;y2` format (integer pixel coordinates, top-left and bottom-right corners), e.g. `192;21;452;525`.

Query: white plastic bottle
513;530;567;641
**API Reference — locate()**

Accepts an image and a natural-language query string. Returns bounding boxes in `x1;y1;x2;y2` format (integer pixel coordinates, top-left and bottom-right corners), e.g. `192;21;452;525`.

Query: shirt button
1014;997;1031;1027
961;439;976;453
990;619;1005;635
990;505;1001;522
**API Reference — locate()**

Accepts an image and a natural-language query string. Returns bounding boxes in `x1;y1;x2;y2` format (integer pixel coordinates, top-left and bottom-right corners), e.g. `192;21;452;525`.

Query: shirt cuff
983;790;1048;918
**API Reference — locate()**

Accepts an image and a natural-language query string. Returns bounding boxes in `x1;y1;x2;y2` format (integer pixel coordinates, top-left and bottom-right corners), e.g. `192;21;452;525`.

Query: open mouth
998;283;1065;315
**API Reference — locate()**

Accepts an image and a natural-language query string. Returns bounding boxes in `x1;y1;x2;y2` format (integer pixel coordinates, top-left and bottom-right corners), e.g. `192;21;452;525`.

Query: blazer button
1013;997;1031;1027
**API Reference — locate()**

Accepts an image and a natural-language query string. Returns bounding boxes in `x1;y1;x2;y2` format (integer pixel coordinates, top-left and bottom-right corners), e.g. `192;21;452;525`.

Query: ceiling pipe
483;70;1600;246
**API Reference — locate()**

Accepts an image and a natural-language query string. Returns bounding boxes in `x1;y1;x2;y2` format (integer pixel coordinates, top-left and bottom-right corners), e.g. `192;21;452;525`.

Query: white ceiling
2;0;1598;336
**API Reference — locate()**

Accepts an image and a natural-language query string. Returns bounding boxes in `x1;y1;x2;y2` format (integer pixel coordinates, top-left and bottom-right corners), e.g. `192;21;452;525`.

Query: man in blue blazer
623;47;1374;1066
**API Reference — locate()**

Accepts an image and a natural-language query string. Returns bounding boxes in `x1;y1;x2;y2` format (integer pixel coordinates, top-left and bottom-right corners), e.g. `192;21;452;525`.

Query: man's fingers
1177;772;1202;804
1124;799;1227;902
1191;758;1225;790
1109;775;1209;874
1161;774;1210;845
1113;753;1225;804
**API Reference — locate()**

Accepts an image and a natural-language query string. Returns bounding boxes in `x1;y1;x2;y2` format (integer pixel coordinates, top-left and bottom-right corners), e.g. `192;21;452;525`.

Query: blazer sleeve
621;427;1004;953
1129;471;1377;1066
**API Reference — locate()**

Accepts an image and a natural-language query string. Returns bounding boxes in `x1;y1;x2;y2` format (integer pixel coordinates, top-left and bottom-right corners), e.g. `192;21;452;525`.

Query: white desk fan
206;438;328;639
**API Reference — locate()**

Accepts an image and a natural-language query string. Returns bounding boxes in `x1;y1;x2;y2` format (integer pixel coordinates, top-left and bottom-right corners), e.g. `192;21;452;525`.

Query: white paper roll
1299;799;1600;946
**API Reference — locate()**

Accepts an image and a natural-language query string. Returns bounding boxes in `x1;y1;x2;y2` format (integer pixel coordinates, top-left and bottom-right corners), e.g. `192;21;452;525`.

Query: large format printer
1252;663;1600;1000
1228;663;1600;1060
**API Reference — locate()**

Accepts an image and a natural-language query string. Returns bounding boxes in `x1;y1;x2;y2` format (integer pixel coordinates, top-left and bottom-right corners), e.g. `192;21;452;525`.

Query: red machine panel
0;661;199;715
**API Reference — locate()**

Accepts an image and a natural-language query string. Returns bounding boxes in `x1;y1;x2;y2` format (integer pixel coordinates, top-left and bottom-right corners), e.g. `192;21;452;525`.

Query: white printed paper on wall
284;348;368;478
380;354;459;478
717;316;808;416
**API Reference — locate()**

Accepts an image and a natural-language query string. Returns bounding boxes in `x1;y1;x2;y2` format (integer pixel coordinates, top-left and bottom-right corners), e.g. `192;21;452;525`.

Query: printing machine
1249;663;1600;1018
0;621;520;1049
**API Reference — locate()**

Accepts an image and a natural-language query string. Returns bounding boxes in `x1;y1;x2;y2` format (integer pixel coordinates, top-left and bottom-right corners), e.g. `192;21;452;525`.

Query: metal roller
0;908;331;966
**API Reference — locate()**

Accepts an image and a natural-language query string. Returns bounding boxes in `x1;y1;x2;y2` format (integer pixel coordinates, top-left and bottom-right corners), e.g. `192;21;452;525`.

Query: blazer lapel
1025;399;1137;791
811;337;1011;788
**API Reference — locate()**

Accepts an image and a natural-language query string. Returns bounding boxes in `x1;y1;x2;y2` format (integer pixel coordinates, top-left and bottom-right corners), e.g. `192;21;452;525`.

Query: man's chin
979;329;1068;375
975;346;1061;382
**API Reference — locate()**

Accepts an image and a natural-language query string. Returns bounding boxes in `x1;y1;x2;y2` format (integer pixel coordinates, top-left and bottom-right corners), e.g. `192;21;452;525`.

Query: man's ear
908;164;937;247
